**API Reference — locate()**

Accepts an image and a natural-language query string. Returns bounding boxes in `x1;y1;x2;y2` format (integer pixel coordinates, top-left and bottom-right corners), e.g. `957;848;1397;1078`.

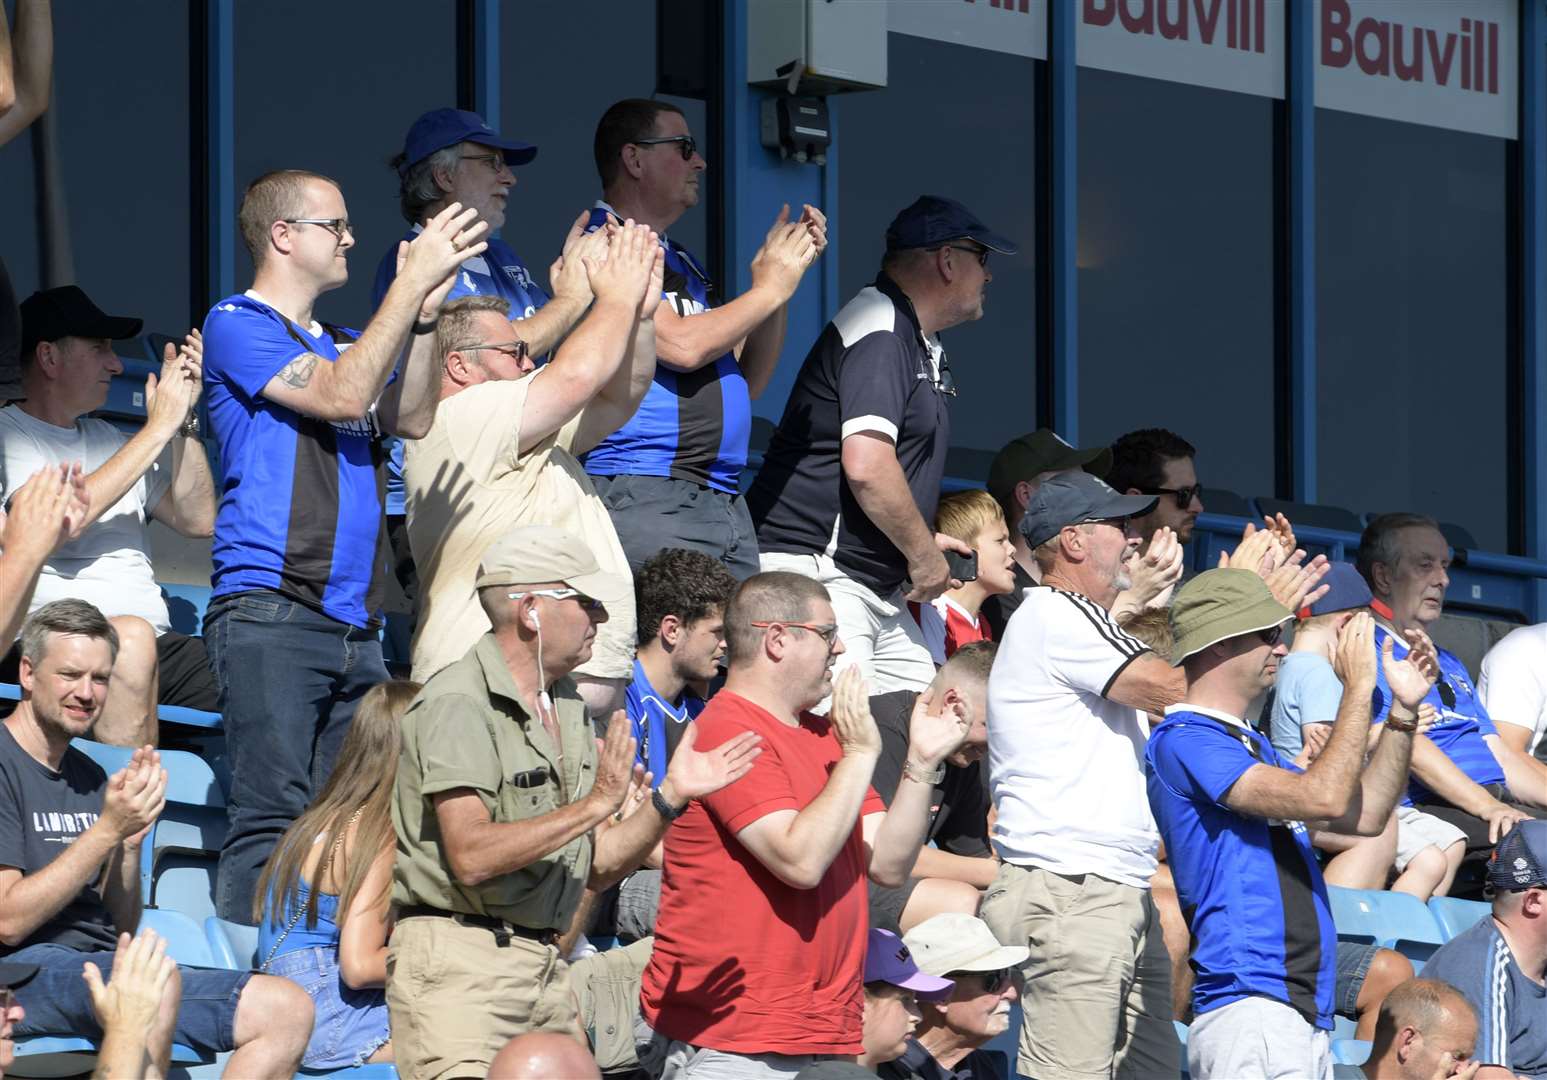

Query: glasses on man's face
940;243;990;268
509;588;607;615
633;135;698;161
948;968;1014;995
283;218;353;244
750;620;839;648
460;152;511;176
461;340;530;364
1256;624;1286;648
1140;483;1204;510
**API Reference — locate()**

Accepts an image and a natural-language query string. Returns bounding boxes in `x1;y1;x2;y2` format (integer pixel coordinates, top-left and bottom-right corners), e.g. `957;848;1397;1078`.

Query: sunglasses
633;135;697;161
508;588;607;615
941;243;990;267
1436;678;1456;710
948;968;1014;994
1256;624;1285;647
1140;483;1204;510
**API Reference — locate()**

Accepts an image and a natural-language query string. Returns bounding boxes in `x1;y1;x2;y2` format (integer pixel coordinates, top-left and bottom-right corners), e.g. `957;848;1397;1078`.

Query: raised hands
1382;626;1441;713
550;212;614;308
906;685;972;769
145;330;202;435
99;746;166;846
83;928;177;1036
828;666;882;759
1332;611;1377;691
1;461;90;557
1125;526;1185;609
398;202;490;317
749;203;820;301
661;721;764;805
1263;551;1330;612
587;716;644;818
584;219;661;315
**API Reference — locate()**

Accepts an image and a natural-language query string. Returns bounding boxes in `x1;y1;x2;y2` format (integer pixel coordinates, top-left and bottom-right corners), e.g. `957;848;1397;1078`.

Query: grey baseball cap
1017;471;1158;549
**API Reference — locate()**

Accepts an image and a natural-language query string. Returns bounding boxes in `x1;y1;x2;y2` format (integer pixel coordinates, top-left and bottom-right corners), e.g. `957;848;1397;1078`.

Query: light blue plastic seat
203;917;258;970
1332;1038;1372;1065
1328;886;1445;969
1427;895;1489;942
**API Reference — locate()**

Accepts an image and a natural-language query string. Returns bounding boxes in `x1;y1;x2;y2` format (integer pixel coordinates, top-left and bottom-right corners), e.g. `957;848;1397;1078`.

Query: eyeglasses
941;243;990;267
633;135;698;161
461;340;530;363
1139;483;1204;510
947;968;1014;995
508;588;607;615
1436;678;1456;710
918;350;958;397
1256;624;1286;647
460;152;511;175
282;218;353;243
750;620;839;647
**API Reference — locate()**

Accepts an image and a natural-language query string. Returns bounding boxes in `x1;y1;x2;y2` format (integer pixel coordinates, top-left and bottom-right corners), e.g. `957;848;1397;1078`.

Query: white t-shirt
1478;623;1547;757
987;584;1159;887
0;405;172;633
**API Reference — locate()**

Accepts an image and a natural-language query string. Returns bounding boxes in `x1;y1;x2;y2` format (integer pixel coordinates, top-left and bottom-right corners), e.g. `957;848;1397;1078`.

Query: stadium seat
1333;1067;1366;1080
1256;498;1364;535
204;917;259;970
1428;895;1489;942
139;907;220;967
1198;486;1254;519
1328;886;1445;968
1332;1039;1372;1065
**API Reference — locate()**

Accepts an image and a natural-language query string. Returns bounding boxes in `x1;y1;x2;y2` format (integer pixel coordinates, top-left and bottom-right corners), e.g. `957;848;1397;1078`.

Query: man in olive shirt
390;524;761;1078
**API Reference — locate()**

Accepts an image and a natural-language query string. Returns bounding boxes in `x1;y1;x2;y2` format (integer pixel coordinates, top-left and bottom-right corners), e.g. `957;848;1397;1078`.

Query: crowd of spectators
0;8;1544;1077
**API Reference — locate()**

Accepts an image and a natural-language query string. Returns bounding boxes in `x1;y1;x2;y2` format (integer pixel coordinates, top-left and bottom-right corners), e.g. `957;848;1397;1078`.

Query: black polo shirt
747;273;951;595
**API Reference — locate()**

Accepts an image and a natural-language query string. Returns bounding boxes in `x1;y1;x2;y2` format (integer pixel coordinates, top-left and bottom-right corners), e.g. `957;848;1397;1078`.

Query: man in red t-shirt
639;570;972;1078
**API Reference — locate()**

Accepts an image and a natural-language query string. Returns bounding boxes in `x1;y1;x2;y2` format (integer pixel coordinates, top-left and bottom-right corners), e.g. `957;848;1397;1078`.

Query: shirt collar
1164;702;1252;731
243;289;324;339
873;271;942;355
474;633;533;712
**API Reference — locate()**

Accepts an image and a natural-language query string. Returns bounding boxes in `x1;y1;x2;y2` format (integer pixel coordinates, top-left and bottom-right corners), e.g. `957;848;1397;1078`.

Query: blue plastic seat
1328;886;1445;969
204;917;259;971
138;908;220;968
1332;1039;1372;1065
1428;895;1489;942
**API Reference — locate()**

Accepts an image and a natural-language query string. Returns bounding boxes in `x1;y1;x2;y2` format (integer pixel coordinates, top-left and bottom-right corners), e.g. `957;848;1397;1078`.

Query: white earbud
530;609;541;629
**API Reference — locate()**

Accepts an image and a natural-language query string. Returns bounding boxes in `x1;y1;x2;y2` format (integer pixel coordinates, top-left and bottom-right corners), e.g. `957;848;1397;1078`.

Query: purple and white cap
864;928;955;999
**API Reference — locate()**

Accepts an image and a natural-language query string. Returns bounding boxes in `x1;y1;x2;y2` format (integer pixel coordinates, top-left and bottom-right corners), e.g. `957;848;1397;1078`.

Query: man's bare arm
0;0;51;147
432;789;613;889
1106;653;1187;717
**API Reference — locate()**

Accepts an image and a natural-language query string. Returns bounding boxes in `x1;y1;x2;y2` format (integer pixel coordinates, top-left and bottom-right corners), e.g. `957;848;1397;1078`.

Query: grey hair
1356;512;1441;592
19;599;120;667
390;143;463;225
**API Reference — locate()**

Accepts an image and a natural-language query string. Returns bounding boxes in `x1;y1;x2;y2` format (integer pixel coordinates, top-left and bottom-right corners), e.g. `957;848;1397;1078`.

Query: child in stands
254;679;419;1070
909;489;1017;664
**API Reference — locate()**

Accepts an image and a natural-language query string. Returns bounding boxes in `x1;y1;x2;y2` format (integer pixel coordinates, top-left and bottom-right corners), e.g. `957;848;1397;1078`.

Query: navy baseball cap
1297;562;1372;619
1488;820;1547;892
398;108;537;177
1018;471;1157;550
885;195;1018;256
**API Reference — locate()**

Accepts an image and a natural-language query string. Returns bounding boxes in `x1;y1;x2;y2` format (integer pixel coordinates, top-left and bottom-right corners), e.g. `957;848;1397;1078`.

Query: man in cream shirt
404;221;661;715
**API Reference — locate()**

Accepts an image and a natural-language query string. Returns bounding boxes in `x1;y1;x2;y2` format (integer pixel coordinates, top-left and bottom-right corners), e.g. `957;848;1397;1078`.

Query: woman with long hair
253;679;419;1070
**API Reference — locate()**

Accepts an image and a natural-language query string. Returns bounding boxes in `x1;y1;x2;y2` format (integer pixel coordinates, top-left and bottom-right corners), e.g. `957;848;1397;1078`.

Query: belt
398;904;559;946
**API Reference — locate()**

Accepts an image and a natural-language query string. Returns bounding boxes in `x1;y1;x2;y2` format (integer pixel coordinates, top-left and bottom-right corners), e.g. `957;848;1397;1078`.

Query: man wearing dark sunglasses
1149;573;1438;1079
1358;514;1547;861
581;98;826;585
1107;427;1205;553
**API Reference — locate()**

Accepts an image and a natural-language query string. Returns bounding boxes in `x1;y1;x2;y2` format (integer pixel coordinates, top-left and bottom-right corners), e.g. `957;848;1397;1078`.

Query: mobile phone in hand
944;549;977;582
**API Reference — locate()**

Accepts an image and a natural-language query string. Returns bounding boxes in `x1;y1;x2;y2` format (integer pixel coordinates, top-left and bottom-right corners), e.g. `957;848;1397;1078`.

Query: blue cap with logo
1488;819;1547;892
885;195;1018;256
398;108;537;177
1297;562;1373;619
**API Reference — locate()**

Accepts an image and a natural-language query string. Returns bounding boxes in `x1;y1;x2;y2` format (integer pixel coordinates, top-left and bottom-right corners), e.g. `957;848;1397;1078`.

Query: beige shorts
979;861;1180;1080
1394;806;1467;872
386;915;579;1079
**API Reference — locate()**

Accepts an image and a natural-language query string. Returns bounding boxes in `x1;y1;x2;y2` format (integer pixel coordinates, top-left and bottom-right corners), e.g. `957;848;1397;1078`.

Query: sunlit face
862;984;920;1065
285;179;354;291
507;582;608;673
19;633;115;741
972;519;1017;596
445;140;515;232
785;600;843;709
937;969;1018;1043
635;110;704;214
1226;626;1289;695
1136;457;1202;544
1384;527;1451;629
456;310;535;384
672;607;727;684
945;681;989;768
37;336;122;416
1085;518;1140;593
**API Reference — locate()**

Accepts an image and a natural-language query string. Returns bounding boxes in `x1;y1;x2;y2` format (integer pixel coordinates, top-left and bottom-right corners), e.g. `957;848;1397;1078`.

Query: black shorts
1;630;218;712
867;877;921;935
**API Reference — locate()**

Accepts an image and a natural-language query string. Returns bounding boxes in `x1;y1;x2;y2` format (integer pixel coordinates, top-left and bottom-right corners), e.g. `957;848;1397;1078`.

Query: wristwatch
652;788;688;822
179;412;200;438
902;758;944;786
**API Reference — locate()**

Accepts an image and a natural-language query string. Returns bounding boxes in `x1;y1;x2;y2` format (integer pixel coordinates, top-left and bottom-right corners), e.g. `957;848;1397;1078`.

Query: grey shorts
866;877;920;935
1394;805;1468;871
1187;995;1331;1080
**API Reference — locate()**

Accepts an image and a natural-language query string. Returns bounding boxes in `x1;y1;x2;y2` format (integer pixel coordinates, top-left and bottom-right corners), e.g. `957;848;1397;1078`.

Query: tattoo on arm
277;354;319;390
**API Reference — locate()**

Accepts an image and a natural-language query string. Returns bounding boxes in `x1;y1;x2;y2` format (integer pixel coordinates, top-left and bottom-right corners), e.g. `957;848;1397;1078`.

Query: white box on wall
748;0;887;92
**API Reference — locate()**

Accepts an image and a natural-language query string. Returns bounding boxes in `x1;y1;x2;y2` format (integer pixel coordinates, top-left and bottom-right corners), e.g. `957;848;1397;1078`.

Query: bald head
487;1032;600;1080
1367;978;1477;1080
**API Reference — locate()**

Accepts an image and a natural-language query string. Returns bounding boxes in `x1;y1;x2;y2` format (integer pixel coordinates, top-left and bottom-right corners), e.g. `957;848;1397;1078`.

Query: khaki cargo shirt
391;633;597;931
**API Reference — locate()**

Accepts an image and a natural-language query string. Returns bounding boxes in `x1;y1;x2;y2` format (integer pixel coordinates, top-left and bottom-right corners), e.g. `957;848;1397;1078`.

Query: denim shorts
265;945;390;1069
10;942;250;1057
1334;940;1380;1019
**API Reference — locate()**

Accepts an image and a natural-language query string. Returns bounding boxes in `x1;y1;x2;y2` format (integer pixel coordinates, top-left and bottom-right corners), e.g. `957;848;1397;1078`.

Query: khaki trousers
980;862;1180;1080
386;915;578;1080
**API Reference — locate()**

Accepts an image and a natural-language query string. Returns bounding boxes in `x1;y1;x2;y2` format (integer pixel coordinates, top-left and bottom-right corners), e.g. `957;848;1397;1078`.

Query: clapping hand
1383;626;1440;712
749;204;819;301
146;332;201;435
659;722;763;807
799;204;828;255
83;929;176;1037
399;202;490;318
588;717;643;817
100;746;166;847
906;685;972;769
828;666;882;759
585;220;659;314
1332;612;1377;690
1263;550;1330;612
1125;526;1184;610
1;462;90;558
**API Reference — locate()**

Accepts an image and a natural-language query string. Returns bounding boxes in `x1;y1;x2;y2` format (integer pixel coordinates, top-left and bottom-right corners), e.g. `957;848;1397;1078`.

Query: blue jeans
206;590;388;923
10;942;250;1057
264;946;390;1069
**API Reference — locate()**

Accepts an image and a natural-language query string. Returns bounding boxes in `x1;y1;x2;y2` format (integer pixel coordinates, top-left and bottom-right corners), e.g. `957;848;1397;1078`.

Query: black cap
0;960;38;988
20;286;143;358
1019;471;1158;549
885;195;1018;256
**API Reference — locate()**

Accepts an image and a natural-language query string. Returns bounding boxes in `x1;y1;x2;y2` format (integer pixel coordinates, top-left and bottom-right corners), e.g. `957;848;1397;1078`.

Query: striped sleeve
1047;589;1150;699
1475;934;1514;1070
